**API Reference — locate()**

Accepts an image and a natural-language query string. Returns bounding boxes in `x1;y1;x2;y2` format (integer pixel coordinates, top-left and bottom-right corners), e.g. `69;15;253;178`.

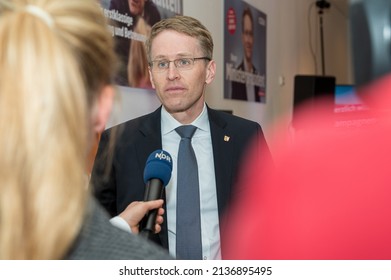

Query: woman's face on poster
129;0;145;15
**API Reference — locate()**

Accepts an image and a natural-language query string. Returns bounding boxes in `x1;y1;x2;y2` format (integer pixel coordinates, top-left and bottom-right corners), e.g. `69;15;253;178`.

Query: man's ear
205;60;216;84
149;67;156;89
93;85;114;133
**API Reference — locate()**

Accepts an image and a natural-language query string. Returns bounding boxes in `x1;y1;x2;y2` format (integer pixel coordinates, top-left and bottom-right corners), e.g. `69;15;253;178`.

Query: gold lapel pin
224;135;230;142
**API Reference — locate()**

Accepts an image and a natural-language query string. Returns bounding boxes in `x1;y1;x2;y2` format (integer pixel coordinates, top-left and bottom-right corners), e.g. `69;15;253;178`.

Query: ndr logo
155;151;171;163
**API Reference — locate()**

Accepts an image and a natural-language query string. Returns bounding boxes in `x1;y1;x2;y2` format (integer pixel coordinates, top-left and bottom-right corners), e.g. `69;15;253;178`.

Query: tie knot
175;125;197;139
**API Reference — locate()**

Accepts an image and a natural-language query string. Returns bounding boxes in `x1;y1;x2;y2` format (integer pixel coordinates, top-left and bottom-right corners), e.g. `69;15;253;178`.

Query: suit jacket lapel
136;106;163;167
207;106;235;218
135;107;170;249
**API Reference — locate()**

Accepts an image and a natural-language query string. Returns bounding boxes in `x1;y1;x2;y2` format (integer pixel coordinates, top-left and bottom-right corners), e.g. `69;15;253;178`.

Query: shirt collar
161;104;210;135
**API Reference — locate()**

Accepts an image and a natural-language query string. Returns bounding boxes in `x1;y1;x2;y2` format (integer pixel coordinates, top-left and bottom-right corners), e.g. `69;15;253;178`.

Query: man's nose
167;62;180;80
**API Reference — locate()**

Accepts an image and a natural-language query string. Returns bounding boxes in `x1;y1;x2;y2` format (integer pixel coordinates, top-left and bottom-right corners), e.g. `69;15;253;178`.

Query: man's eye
157;61;169;68
177;59;191;67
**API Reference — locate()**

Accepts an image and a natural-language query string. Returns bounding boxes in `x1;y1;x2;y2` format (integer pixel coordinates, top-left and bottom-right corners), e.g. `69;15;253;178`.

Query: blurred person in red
222;0;391;259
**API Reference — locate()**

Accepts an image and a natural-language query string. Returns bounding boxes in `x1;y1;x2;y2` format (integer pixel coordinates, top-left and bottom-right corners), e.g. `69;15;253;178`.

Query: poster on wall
100;0;183;90
224;1;267;103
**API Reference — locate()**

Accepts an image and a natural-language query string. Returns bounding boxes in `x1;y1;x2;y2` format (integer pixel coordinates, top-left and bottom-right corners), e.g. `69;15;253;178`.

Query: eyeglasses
149;57;211;72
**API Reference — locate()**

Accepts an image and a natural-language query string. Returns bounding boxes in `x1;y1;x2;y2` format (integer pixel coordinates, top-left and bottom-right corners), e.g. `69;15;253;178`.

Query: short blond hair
145;15;214;62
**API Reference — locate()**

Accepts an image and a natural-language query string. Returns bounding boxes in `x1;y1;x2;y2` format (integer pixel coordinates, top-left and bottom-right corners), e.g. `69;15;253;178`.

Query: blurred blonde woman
128;17;153;89
0;0;171;260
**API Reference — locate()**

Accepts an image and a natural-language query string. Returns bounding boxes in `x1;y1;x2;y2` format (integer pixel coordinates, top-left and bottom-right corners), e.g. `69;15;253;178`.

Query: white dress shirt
110;216;132;233
161;104;221;260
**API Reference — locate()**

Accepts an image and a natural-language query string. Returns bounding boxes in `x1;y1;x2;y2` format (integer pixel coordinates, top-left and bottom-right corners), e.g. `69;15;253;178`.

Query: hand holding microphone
118;199;165;234
139;149;173;239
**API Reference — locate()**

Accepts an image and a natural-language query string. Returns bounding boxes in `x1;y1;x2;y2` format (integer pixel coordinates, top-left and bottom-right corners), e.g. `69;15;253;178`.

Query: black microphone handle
139;229;154;239
139;178;164;237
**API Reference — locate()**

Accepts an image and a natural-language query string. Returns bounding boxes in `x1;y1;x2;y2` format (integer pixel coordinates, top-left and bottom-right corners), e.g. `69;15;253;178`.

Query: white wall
107;0;351;155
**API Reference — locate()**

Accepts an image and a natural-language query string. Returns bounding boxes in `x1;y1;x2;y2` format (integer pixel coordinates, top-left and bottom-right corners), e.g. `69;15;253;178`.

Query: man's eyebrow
152;53;194;60
151;55;167;60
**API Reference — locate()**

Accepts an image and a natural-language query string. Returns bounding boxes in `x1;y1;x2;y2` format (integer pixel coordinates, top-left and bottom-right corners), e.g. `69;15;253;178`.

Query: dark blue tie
175;125;202;260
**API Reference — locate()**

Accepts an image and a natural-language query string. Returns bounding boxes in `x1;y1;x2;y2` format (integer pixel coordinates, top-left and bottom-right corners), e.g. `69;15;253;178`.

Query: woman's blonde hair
0;0;116;259
128;17;152;88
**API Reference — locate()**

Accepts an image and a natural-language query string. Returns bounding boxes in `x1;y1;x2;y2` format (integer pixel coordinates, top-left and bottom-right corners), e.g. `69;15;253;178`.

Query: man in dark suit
231;61;262;102
231;7;264;102
91;15;272;260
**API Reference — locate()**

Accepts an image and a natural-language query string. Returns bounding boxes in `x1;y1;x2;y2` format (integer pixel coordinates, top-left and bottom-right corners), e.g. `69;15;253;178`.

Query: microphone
139;149;173;239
